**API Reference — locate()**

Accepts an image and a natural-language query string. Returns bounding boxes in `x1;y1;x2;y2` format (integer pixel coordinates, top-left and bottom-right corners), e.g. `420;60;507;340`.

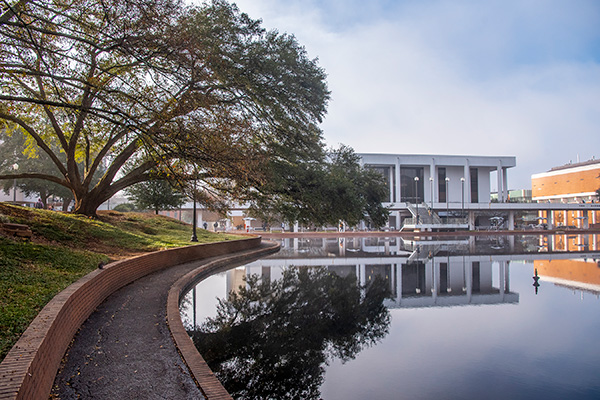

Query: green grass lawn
0;204;243;361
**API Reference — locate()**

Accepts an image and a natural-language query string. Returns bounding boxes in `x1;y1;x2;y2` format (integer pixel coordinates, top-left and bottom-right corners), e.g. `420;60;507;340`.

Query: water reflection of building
225;235;600;309
238;254;518;309
541;233;600;252
534;258;600;296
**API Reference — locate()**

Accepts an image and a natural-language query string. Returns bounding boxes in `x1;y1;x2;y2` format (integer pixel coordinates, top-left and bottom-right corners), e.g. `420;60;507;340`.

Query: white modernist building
358;153;517;230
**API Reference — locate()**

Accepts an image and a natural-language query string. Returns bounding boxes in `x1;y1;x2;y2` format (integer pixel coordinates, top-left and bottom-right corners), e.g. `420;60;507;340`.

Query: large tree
0;0;329;216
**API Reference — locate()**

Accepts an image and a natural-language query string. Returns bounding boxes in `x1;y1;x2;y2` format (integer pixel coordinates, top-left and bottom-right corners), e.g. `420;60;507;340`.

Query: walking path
51;243;277;400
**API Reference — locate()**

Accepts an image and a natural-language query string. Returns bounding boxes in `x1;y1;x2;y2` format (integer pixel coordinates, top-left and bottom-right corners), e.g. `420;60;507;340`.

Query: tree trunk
72;192;107;217
62;196;73;212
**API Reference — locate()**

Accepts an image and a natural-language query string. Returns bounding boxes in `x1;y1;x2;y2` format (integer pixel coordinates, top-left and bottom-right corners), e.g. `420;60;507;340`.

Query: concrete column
497;162;503;202
502;167;509;202
397;263;403;303
465;258;472;303
432;259;438;302
464;160;471;203
388;166;394;203
498;261;505;301
505;261;510;293
390;263;397;298
359;264;366;287
429;159;436;206
426;262;433;299
396;157;402;203
508;211;515;231
468;210;475;230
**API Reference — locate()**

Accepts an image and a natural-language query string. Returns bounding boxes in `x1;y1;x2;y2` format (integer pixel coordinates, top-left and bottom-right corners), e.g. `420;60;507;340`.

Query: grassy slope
0;203;241;361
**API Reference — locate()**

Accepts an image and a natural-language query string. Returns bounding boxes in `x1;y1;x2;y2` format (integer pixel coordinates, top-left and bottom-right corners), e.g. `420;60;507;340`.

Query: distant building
532;158;600;203
531;158;600;228
491;189;532;203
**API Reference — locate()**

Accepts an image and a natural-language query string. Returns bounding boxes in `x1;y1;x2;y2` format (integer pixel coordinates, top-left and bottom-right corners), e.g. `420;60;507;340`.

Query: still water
181;235;600;400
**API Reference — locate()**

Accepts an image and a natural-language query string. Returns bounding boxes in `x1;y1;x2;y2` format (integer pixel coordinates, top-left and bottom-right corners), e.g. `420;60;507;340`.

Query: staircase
403;202;468;231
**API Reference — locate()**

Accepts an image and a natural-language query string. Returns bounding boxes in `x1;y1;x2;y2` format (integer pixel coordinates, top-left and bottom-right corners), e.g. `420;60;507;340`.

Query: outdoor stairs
403;202;466;231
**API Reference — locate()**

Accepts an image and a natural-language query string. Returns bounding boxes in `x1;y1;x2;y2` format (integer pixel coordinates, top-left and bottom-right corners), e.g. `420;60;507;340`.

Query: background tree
0;126;85;210
0;0;329;216
248;145;390;228
188;267;391;400
125;179;185;214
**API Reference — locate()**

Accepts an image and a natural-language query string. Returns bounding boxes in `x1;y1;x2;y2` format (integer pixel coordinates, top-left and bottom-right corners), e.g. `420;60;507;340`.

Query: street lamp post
191;180;198;242
12;163;18;203
429;176;434;210
445;177;450;223
460;177;465;219
414;176;420;225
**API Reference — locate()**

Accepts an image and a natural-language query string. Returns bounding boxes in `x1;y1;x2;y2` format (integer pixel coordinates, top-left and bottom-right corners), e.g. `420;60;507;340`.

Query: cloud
231;0;600;189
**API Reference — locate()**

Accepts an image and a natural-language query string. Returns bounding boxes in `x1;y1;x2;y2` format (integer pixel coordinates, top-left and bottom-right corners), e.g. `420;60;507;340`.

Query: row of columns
355;259;512;306
384;158;510;205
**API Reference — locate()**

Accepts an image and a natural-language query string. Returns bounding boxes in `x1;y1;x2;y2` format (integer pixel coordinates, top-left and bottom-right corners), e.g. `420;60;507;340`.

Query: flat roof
549;158;600;172
358;153;516;168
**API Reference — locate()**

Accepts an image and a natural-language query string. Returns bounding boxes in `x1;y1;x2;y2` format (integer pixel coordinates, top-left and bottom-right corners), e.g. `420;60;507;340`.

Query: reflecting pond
181;234;600;400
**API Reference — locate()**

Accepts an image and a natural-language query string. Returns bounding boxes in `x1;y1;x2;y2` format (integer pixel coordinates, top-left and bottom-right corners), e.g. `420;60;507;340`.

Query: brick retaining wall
0;237;261;400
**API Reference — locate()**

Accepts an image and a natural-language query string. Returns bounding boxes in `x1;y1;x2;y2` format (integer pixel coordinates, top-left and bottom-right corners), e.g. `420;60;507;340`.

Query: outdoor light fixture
461;177;465;219
12;163;18;203
414;176;420;225
429;176;434;209
445;177;450;222
191;179;198;242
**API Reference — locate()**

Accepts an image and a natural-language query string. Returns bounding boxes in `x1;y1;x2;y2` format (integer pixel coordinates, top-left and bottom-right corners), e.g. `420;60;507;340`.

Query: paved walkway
51;245;273;400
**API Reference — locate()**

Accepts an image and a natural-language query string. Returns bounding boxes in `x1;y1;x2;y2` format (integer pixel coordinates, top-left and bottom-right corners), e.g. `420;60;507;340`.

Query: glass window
401;167;423;203
438;168;446;203
470;167;479;203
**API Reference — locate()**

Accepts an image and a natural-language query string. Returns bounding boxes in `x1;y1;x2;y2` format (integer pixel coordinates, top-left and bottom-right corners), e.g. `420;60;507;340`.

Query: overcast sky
230;0;600;190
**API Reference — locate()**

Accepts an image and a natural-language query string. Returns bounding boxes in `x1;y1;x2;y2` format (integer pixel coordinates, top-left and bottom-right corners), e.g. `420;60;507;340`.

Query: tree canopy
0;0;329;216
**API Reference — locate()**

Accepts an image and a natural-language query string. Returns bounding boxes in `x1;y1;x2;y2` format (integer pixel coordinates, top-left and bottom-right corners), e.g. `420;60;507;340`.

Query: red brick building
531;159;600;227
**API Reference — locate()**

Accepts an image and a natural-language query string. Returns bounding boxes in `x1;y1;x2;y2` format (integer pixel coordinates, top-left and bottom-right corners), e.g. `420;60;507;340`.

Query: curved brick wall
0;237;261;400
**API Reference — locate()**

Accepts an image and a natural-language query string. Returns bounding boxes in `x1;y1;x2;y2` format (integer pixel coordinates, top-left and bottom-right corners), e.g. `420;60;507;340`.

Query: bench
1;222;33;239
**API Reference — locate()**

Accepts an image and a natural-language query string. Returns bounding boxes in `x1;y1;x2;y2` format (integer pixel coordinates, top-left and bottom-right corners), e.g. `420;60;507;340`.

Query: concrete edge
0;236;262;400
166;240;280;400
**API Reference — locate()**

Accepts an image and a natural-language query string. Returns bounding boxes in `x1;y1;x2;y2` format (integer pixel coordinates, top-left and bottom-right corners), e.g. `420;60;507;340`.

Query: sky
228;0;600;190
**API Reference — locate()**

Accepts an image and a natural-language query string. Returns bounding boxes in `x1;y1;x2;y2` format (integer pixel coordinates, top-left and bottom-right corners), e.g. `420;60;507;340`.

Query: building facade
358;153;517;230
531;159;600;228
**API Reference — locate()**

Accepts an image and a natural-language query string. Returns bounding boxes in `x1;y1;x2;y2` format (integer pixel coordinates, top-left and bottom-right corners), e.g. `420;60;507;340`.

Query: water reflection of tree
188;267;391;400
